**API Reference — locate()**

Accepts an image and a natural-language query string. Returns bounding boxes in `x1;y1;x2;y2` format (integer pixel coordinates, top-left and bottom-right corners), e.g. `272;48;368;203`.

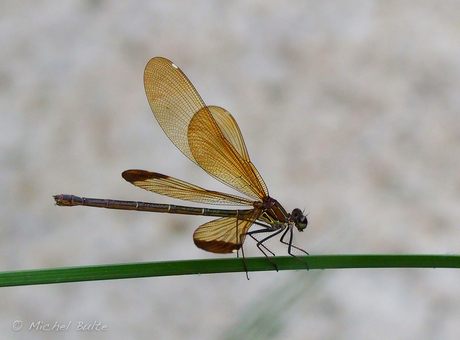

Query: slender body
54;194;251;218
54;57;309;267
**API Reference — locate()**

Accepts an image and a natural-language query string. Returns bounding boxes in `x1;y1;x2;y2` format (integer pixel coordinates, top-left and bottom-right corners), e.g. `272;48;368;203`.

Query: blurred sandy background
1;1;460;339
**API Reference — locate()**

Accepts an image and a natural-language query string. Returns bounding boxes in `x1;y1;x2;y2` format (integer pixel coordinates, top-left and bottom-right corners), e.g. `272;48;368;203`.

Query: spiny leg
246;228;276;257
239;244;250;280
246;227;287;271
279;227;309;269
279;226;309;255
234;213;250;280
246;226;283;257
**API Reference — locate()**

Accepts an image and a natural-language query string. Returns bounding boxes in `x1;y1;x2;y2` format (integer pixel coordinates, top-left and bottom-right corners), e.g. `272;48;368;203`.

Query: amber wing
193;209;261;253
143;57;268;201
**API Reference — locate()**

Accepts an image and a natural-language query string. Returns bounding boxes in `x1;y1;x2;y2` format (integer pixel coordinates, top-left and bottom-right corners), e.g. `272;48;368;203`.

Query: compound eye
297;215;308;231
291;208;308;231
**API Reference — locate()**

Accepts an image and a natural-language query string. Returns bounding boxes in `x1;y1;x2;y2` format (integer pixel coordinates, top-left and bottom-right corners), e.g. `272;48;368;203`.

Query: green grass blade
0;254;459;287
